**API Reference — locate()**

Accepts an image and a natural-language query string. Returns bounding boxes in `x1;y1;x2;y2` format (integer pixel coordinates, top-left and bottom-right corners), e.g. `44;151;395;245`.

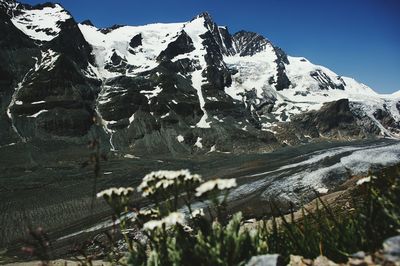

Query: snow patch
176;135;184;143
128;113;135;124
224;47;278;101
160;113;169;119
141;86;163;100
31;101;46;105
124;154;140;159
27;109;48;118
207;145;216;153
194;137;203;148
11;4;71;41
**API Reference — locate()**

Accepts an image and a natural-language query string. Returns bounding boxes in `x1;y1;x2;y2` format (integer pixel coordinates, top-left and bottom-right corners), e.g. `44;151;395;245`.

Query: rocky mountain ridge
1;0;399;156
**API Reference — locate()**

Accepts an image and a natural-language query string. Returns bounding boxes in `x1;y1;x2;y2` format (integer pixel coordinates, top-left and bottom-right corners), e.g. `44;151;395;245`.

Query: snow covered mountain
1;0;399;155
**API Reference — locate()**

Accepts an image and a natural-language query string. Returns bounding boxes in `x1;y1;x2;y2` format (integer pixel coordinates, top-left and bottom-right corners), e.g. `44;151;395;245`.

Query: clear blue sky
24;0;400;93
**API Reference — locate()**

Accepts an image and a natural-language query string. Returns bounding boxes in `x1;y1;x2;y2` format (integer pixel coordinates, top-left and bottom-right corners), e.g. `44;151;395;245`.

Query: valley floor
0;138;399;260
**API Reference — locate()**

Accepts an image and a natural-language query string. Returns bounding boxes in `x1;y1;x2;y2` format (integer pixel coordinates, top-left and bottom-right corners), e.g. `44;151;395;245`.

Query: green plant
257;164;400;263
96;164;400;265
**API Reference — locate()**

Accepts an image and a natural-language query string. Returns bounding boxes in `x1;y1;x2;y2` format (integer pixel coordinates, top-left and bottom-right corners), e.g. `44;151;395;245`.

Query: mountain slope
1;0;399;155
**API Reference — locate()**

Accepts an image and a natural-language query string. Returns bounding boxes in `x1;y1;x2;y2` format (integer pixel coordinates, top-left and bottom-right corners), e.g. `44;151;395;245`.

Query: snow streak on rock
183;16;211;128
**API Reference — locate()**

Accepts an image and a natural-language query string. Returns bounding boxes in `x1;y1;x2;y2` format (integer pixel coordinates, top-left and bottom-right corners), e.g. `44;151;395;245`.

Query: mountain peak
197;11;212;20
6;1;72;41
99;24;126;34
32;2;59;9
193;11;215;27
80;19;94;26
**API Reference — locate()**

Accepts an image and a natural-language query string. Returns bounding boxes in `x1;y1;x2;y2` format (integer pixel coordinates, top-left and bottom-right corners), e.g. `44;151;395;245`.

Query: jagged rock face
310;70;345;91
0;0;101;144
157;31;195;61
46;17;94;68
0;0;39;144
129;33;142;49
233;31;272;57
374;107;399;133
314;99;356;132
294;99;360;136
274;99;362;145
273;47;291;91
10;54;99;136
199;12;236;56
1;1;399;154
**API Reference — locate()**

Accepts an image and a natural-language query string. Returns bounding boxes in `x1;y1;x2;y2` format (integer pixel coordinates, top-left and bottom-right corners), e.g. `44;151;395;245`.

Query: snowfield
10;3;71;41
78;22;185;78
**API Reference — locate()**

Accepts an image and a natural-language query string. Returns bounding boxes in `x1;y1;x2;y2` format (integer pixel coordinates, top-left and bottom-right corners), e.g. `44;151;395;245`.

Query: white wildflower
249;228;258;238
356;176;374;186
216;178;237;190
190;208;205;218
183;225;193;233
138;169;203;197
143;220;163;231
195;178;237;197
142;212;185;231
97;187;134;198
139;209;152;216
155;179;175;189
184;173;202;182
141;187;155;198
138;208;159;217
163;212;185;227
